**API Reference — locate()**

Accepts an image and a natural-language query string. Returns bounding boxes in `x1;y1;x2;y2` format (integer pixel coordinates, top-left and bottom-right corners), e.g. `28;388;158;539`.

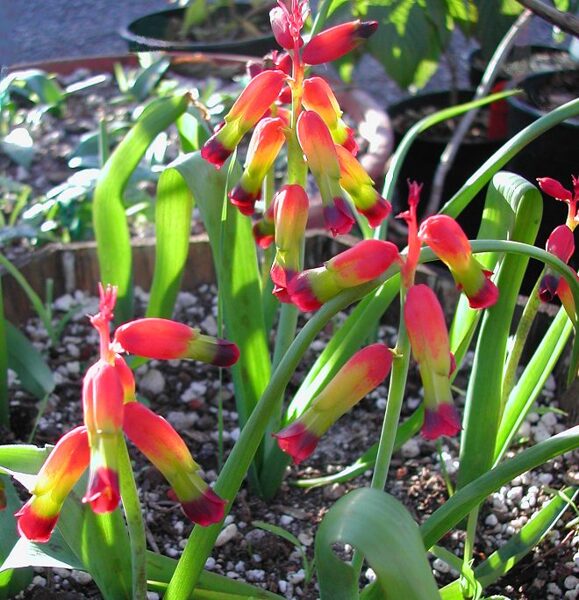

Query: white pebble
533;422;552;442
278;580;288;593
433;558;450;574
140;369;166;396
485;514;498;527
147;593;160;600
288;569;305;584
375;397;387;410
564;576;579;590
246;569;265;582
205;557;216;570
539;473;554;485
365;567;377;582
298;532;313;547
280;515;294;526
166;411;199;429
507;486;523;502
235;561;245;573
547;582;562;595
401;439;421;458
541;412;558;428
32;576;47;586
71;570;92;585
215;523;238;547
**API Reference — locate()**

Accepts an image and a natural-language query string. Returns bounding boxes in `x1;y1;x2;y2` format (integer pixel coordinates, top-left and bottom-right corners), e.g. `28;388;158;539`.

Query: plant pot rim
506;68;579;127
120;5;278;54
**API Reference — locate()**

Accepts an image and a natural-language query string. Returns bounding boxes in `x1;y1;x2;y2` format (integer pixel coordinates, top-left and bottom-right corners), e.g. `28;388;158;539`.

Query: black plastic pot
120;5;279;57
469;45;575;88
387;90;506;238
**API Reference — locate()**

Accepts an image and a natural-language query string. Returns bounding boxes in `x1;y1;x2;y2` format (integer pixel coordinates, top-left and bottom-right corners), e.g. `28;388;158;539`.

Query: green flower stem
463;507;480;568
118;435;147;600
502;273;543;403
164;279;388;600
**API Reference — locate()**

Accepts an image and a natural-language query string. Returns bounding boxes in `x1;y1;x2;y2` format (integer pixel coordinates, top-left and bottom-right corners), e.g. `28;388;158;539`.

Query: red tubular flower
123;402;226;526
82;359;124;513
274;344;392;463
252;215;276;249
296;110;355;236
288;239;399;311
16;427;90;542
302;20;378;65
228;117;286;215
404;285;461;440
397;180;423;288
418;215;498;309
114;318;239;367
556;273;578;324
335;144;391;227
302;77;357;152
537;175;578;231
270;184;309;302
201;70;287;169
539;224;576;303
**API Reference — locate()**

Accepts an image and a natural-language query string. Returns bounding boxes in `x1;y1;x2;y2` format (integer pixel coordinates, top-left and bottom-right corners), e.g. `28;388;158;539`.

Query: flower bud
123;402;226;526
302;20;378;65
335;144;391;227
114;318;240;367
537;175;578;231
418;215;498;309
201;70;287;168
274;344;392;463
288;240;399;311
404;285;461;440
16;427;90;542
228;117;286;215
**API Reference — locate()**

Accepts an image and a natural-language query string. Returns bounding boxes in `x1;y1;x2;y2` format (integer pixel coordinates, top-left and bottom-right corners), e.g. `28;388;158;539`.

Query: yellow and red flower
288;239;400;311
418;214;498;309
201;70;287;169
537;175;578;231
404;284;461;440
274;344;392;463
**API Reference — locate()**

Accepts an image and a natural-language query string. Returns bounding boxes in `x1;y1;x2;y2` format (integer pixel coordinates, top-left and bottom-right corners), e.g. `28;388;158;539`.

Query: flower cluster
537;175;578;322
16;284;238;543
273;182;500;462
200;0;390;302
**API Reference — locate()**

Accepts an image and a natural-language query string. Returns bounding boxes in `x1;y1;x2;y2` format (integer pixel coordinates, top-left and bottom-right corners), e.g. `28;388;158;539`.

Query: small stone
280;515;294;526
539;473;554;485
205;557;216;570
527;412;540;423
564;576;579;590
246;569;265;582
533;422;551;442
297;532;313;547
166;411;198;429
288;569;305;585
53;568;71;578
140;369;166;397
375;397;387;410
146;593;160;600
235;561;245;573
432;558;450;574
507;486;523;502
401;439;421;458
547;583;562;595
278;580;288;593
71;570;92;584
541;412;558;428
565;590;578;600
323;483;346;500
215;523;238;547
201;315;218;336
485;514;498;527
365;567;377;582
32;576;47;586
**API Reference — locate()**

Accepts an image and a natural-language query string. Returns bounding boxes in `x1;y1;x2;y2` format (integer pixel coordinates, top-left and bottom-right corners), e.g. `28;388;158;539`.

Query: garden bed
4;278;578;600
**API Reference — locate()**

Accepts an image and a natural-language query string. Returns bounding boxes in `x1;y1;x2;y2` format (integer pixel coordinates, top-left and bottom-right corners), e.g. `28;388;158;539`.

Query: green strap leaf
421;426;579;549
315;488;440;600
440;487;578;597
93;93;190;321
6;322;54;400
458;174;542;489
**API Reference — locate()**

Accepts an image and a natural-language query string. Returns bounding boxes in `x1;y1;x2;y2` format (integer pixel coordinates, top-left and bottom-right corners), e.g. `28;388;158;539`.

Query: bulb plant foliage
0;1;578;599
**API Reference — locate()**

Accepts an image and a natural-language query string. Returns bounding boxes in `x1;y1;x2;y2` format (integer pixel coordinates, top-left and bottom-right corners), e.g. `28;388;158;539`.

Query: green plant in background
0;1;578;599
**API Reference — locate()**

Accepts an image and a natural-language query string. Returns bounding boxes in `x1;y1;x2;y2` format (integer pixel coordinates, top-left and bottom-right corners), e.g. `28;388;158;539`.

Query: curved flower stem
501;272;543;404
118;435;147;600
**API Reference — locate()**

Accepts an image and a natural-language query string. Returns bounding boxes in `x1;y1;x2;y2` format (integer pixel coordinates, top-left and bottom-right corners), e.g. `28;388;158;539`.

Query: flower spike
228;117;286;215
296;110;355;236
270;184;310;302
302;20;378;65
335;144;391;227
114;318;239;367
288;240;400;311
16;427;90;542
418;215;498;309
274;344;392;463
404;285;461;440
123;402;226;526
201;70;287;169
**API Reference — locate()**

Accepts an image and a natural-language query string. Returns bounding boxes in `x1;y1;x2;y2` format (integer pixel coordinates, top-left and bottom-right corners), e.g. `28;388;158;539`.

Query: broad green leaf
6;323;54;400
421;426;579;548
130;58;171;102
315;488;439;599
93;93;190;321
365;0;451;89
440;487;578;597
165;153;271;429
458;175;542;489
0;476;33;599
1;129;35;168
